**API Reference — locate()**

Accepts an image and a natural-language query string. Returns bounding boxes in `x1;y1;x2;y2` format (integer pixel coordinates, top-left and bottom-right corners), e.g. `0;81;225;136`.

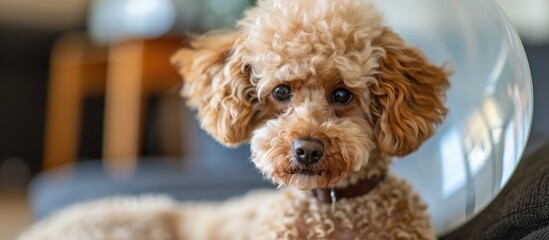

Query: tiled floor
0;192;31;239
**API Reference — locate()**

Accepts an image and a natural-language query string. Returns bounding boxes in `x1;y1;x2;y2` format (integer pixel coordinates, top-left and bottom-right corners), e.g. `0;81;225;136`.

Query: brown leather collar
312;174;385;204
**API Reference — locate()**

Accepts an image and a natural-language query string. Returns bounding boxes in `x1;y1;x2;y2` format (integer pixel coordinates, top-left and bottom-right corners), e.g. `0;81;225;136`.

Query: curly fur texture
22;0;449;239
21;196;181;240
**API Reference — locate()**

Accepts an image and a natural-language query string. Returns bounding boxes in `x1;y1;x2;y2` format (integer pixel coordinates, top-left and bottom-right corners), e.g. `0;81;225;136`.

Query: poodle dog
21;0;449;239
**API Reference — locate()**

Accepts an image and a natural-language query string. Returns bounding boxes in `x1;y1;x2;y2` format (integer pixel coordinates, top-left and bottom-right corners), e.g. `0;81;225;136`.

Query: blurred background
0;0;548;238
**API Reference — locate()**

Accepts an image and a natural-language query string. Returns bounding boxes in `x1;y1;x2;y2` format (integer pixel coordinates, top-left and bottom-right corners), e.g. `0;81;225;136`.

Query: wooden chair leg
43;33;107;170
103;41;146;172
43;35;86;170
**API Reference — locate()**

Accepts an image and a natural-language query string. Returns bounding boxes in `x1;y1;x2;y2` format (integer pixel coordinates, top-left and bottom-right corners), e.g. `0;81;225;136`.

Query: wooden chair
44;32;184;173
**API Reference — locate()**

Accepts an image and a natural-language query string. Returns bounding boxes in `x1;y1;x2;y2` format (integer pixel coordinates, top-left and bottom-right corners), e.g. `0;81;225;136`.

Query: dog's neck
311;174;385;204
311;154;392;204
332;153;392;189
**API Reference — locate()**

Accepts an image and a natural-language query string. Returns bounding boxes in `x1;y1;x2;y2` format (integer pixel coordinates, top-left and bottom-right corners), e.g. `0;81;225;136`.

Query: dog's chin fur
277;156;392;190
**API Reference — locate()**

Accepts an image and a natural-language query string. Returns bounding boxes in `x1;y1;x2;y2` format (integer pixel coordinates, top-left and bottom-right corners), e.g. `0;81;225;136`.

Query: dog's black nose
292;137;324;165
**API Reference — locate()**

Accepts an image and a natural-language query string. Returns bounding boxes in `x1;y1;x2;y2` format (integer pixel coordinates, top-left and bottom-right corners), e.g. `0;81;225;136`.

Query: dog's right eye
272;85;292;101
331;88;353;105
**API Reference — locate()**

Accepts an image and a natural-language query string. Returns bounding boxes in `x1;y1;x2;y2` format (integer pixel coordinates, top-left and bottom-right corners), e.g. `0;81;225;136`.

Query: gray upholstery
30;157;274;220
29;107;275;220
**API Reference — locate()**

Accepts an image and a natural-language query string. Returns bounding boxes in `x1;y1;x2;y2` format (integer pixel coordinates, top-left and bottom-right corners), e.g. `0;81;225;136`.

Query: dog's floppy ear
370;29;450;157
171;31;255;147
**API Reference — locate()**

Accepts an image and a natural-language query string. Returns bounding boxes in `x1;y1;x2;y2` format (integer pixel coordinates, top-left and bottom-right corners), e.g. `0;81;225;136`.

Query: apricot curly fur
21;0;449;239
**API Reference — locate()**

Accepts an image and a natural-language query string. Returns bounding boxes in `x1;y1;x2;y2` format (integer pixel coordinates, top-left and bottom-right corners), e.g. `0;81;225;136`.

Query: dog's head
172;0;449;189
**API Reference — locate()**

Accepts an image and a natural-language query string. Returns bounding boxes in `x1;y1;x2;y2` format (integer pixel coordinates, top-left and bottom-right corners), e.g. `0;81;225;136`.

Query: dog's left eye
272;85;292;102
331;88;353;105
